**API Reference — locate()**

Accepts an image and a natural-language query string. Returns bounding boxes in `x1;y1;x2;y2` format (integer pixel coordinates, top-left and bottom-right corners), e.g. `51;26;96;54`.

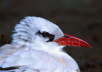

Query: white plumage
0;16;80;72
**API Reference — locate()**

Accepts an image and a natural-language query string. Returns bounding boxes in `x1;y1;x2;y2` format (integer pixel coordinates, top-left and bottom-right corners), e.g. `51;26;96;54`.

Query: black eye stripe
47;35;55;42
37;31;55;41
42;32;49;37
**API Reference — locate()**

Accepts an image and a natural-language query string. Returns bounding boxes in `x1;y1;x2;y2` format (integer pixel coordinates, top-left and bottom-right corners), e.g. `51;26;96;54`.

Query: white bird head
11;16;91;52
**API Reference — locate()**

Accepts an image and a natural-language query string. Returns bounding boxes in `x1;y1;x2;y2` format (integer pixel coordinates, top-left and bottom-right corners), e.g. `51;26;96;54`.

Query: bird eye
42;32;55;42
37;31;55;42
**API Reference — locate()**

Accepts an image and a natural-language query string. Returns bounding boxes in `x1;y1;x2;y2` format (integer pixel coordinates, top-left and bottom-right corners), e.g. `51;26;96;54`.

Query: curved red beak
54;33;92;48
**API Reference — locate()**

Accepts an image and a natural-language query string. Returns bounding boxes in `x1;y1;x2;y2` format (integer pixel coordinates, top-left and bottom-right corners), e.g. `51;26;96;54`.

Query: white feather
0;16;80;72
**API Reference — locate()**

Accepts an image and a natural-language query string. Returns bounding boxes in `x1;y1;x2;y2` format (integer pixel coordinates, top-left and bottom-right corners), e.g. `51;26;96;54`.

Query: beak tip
88;44;92;48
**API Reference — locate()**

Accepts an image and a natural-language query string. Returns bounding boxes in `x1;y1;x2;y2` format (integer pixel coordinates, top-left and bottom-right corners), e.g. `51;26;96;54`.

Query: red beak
54;33;92;48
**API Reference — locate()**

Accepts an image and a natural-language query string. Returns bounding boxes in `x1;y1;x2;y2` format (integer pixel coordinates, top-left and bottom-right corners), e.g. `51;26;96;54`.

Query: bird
0;16;91;72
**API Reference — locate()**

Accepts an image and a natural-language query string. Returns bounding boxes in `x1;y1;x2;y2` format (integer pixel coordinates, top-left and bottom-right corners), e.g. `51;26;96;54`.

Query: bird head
12;16;91;51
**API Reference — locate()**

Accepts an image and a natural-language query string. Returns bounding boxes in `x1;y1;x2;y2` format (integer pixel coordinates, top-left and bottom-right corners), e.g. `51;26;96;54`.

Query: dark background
0;0;102;72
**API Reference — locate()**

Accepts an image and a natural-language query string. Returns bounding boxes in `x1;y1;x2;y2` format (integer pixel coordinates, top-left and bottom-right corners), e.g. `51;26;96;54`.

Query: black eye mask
37;31;55;42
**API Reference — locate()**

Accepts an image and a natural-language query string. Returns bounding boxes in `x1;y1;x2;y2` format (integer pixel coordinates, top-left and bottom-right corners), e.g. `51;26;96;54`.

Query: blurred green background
0;0;102;72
